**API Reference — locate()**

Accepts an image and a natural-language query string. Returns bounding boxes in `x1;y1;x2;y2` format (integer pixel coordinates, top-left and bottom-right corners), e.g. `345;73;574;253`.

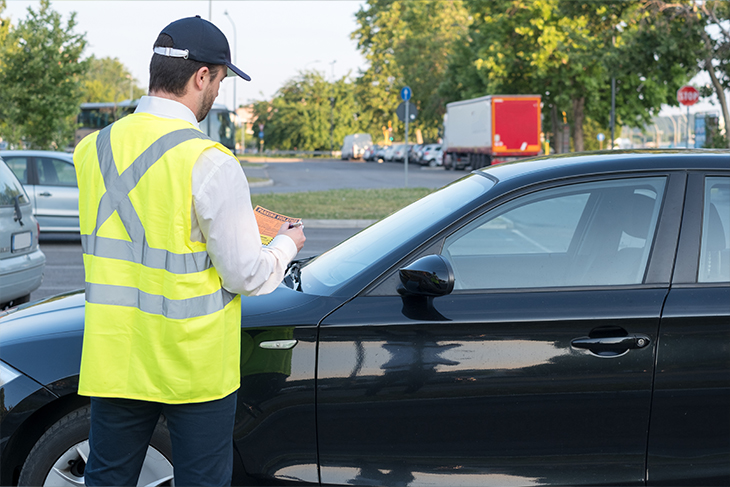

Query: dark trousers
85;391;237;487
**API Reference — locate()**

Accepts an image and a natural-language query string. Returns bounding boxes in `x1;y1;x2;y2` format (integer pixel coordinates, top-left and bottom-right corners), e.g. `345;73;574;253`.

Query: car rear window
0;160;28;206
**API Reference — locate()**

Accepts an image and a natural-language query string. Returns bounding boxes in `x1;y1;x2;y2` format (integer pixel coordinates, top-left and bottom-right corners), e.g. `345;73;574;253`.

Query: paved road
246;158;464;194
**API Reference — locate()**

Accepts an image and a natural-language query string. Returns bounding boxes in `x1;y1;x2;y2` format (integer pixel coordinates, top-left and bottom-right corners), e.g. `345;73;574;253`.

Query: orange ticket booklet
253;206;302;245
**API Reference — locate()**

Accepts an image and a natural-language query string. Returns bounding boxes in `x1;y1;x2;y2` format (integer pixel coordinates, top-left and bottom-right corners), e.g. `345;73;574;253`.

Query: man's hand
277;222;306;253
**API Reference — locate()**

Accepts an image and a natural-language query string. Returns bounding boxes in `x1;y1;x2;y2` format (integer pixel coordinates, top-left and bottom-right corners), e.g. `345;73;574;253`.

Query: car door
317;173;684;486
648;172;730;485
31;156;79;232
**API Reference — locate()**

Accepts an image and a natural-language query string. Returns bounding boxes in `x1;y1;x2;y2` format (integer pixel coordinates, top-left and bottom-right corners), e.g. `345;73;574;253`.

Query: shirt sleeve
192;147;298;296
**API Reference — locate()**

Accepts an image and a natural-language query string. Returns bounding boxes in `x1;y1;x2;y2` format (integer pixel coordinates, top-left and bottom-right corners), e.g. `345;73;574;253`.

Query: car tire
19;406;174;487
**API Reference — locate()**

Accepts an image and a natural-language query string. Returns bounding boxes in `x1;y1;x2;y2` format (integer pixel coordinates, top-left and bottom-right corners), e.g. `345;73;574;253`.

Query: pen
289;221;303;228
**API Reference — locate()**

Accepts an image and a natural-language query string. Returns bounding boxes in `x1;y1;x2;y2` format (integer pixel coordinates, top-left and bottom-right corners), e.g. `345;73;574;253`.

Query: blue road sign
400;86;412;101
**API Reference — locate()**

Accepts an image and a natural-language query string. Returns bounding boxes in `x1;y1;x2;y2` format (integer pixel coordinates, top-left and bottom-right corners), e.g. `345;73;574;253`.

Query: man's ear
192;66;211;91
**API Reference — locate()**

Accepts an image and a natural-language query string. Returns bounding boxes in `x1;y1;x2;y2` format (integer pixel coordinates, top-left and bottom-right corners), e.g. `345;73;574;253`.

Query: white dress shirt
134;96;297;296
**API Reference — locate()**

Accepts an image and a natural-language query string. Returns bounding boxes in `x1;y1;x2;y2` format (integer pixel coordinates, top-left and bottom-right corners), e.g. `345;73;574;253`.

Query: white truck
443;95;542;170
341;133;373;160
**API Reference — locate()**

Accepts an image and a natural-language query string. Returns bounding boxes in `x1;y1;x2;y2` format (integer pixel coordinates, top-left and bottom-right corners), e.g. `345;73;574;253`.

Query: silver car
0;156;45;309
1;150;79;233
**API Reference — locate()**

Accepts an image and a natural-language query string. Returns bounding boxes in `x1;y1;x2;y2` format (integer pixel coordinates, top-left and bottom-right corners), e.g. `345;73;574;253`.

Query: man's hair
149;33;223;96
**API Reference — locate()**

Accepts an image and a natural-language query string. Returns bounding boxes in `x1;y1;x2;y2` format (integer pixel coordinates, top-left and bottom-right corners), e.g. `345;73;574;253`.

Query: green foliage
82;56;145;103
352;1;470;143
251;70;359;151
0;0;88;149
440;0;702;151
657;0;730;147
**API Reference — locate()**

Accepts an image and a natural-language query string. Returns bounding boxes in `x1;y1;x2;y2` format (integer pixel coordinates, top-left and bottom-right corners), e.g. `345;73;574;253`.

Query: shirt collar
134;96;200;129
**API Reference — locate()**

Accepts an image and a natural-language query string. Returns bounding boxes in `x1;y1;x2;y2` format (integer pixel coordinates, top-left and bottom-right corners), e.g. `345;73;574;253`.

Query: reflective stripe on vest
82;124;236;319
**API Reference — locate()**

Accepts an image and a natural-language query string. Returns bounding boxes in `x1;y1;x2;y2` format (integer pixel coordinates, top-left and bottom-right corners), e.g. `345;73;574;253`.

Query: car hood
0;291;85;389
0;286;344;387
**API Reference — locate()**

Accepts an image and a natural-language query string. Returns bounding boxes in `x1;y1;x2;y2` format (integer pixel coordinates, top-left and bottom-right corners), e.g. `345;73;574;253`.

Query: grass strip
251;187;436;220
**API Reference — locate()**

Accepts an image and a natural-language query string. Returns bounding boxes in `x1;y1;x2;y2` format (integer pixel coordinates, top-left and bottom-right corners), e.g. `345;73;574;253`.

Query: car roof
480;150;730;186
0;150;74;162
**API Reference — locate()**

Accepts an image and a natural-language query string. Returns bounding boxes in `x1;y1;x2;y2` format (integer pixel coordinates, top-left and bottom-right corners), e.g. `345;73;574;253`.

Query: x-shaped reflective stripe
81;124;237;319
82;125;213;274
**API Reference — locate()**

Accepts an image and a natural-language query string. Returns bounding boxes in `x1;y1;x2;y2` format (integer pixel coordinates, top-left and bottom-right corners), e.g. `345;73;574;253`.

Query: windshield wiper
284;256;316;291
13;195;24;226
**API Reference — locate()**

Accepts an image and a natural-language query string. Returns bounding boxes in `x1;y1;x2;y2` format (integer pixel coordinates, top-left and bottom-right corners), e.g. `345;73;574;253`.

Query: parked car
341;133;373;160
0;156;45;309
2;151;729;487
374;145;388;162
362;144;381;162
1;151;78;233
408;143;422;163
382;144;399;162
420;144;443;166
391;144;412;163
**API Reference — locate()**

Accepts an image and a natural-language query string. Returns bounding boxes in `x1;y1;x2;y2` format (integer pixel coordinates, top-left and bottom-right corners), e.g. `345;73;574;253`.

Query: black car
1;151;729;487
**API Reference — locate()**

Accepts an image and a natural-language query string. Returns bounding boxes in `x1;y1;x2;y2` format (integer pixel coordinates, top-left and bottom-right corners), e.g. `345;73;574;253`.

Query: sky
3;0;368;110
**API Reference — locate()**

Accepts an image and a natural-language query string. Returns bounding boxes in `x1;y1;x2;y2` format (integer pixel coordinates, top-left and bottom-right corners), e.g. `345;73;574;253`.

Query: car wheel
19;406;173;487
428;158;438;167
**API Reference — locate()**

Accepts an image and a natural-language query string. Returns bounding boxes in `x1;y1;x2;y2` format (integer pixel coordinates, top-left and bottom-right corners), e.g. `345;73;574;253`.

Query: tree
440;0;702;152
352;1;470;143
251;70;360;151
82;56;145;104
0;1;11;141
0;0;88;149
649;1;730;147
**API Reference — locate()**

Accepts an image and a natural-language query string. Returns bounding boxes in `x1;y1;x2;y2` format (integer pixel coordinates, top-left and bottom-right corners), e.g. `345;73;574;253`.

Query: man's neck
149;90;197;117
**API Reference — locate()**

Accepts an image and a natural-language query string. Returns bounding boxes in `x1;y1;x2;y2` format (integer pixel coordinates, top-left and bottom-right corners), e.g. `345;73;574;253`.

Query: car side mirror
397;255;454;297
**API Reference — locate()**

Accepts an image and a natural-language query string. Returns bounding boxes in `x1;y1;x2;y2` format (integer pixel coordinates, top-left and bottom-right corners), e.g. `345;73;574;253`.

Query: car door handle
259;339;298;350
571;334;651;351
38;192;52;197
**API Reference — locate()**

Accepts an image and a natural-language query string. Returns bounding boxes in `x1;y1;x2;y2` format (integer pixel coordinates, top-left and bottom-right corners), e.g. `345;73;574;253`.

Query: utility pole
224;10;238;153
330;60;336;153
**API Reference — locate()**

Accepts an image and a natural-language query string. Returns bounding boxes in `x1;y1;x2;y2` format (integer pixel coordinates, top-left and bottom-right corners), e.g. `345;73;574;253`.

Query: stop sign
677;85;699;106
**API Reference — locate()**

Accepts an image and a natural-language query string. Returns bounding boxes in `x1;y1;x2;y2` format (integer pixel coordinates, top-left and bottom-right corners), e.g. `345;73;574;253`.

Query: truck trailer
443;95;541;170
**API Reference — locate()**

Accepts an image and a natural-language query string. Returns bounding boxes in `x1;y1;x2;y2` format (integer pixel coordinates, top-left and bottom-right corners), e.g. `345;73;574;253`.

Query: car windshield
298;174;495;295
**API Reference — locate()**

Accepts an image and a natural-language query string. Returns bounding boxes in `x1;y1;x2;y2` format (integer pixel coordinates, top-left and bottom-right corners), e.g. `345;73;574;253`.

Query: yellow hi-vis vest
74;113;241;404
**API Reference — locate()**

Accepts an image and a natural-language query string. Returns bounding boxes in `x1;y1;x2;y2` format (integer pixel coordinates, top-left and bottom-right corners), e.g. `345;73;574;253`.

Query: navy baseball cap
154;15;251;81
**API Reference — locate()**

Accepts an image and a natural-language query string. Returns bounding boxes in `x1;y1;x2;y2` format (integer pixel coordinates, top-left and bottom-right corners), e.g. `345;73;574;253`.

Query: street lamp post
330;60;336;154
224;10;239;152
224;10;237;112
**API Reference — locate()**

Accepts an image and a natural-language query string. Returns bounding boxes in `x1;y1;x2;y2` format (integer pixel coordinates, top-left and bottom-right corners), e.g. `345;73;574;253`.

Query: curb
249;179;274;188
240;158;303;163
302;219;377;229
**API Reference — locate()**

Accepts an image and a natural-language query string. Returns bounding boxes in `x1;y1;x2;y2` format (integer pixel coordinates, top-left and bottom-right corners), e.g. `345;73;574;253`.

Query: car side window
442;177;666;290
37;158;77;187
3;157;29;184
698;176;730;283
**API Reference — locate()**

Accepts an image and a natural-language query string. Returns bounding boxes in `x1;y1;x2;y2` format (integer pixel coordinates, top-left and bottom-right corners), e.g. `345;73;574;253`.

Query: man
74;16;305;486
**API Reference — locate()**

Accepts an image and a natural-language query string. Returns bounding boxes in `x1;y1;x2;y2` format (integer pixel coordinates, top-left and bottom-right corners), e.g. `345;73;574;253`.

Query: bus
76;100;237;152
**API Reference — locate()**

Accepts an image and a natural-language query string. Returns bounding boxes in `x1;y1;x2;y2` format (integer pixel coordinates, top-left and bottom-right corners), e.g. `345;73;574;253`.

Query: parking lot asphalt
245;158;464;194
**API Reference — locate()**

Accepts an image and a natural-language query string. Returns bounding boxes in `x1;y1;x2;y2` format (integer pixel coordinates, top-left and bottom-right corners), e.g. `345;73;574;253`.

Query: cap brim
227;64;251;81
